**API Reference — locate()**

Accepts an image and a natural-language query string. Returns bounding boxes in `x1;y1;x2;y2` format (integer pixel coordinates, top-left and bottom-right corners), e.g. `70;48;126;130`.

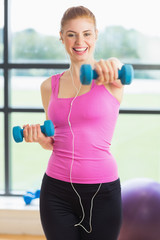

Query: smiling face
60;17;98;64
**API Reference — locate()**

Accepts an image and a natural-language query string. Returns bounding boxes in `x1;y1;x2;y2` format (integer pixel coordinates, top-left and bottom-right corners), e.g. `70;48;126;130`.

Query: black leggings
40;174;122;240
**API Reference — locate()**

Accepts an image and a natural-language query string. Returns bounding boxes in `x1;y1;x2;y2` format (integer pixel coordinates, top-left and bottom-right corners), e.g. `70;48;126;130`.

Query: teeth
74;48;87;52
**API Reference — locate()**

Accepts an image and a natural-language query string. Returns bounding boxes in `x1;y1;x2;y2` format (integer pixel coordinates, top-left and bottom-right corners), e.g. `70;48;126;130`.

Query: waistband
42;173;121;197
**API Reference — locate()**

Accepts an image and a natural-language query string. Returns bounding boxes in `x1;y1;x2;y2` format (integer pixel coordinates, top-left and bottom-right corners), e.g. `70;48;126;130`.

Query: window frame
0;0;160;196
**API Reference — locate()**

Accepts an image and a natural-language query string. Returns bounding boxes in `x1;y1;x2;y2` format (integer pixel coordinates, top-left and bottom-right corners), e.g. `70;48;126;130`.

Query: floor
0;235;45;240
0;197;43;239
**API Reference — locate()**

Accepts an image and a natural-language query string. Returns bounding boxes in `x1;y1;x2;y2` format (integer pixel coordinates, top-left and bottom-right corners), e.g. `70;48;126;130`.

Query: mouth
73;47;88;54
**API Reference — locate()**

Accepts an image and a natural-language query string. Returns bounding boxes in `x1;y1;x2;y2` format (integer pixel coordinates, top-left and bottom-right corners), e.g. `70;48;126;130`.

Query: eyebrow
66;30;92;33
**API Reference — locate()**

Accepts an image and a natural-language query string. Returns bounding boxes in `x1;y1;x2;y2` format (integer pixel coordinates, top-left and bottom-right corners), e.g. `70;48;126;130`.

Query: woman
23;6;124;240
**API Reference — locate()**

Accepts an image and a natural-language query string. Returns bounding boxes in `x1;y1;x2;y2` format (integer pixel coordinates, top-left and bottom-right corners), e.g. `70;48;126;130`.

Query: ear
59;31;64;43
95;29;98;40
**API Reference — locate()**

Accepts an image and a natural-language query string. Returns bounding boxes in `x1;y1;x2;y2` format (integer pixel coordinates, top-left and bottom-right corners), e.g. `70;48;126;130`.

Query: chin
73;54;94;64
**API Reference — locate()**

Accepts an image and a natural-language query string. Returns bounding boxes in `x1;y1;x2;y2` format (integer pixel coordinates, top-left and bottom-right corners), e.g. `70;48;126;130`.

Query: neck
69;64;81;91
69;58;96;81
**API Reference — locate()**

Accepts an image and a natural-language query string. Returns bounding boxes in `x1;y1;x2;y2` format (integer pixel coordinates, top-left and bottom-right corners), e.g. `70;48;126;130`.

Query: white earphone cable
68;69;102;234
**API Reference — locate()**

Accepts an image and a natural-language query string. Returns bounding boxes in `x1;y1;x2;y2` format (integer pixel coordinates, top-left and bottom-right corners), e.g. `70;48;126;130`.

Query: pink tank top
46;73;120;184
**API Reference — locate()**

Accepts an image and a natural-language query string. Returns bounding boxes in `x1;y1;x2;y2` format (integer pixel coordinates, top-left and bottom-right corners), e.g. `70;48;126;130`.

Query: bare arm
94;58;124;103
107;57;124;103
23;77;54;150
40;77;52;120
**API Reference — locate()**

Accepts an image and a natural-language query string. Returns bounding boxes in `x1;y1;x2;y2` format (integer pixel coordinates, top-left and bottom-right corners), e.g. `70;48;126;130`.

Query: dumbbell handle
80;64;134;85
17;125;46;136
92;68;124;79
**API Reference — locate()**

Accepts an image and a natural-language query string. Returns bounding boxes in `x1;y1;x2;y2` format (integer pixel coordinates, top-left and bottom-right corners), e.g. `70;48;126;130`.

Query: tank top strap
51;72;96;96
51;72;64;97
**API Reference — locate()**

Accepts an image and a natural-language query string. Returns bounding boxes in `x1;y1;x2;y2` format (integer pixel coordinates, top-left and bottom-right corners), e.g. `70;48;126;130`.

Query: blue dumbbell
23;189;40;205
13;120;54;143
80;64;134;85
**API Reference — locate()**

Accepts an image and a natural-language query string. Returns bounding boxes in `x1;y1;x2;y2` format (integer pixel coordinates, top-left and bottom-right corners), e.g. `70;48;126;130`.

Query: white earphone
67;66;102;233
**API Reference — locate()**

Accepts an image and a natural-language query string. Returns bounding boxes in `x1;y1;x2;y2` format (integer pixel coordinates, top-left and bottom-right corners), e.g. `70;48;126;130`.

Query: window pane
10;0;66;63
11;113;51;192
0;69;4;107
10;0;160;63
11;69;64;108
111;115;160;183
0;0;4;63
0;113;4;193
121;70;160;109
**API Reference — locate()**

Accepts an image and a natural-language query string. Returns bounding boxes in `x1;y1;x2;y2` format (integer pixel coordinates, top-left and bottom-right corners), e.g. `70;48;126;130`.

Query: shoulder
106;84;124;104
41;77;52;94
40;77;52;118
41;73;63;93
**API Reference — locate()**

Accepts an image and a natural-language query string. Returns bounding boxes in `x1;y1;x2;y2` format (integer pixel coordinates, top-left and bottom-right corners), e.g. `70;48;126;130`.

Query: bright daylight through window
0;0;160;194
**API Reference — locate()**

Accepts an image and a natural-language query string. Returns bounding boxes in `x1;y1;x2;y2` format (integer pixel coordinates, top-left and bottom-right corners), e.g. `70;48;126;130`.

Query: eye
84;32;91;37
67;33;75;37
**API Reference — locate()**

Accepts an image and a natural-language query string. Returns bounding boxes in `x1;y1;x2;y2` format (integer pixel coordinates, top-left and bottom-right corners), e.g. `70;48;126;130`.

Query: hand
94;58;123;87
23;124;54;150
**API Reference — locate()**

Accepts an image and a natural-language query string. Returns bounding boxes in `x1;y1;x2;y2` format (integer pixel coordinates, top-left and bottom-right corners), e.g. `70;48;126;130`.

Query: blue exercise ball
118;178;160;240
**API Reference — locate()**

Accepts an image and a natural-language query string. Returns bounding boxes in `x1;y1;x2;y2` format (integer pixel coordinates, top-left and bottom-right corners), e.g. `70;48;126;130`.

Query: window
10;0;160;64
10;0;66;63
10;69;64;108
11;113;51;192
0;0;4;63
1;0;160;195
0;70;3;107
0;113;4;193
112;115;160;183
122;70;160;109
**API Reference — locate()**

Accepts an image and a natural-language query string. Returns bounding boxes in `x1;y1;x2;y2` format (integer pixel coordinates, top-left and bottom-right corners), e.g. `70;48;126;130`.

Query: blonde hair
60;6;97;32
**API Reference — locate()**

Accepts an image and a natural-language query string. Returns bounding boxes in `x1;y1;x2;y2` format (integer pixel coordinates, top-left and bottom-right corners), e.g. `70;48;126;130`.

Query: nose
76;34;84;45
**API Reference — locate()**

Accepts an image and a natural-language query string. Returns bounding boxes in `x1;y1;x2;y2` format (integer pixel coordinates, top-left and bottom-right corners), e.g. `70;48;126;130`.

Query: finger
23;124;29;142
96;59;108;85
105;60;114;83
94;62;104;85
97;60;112;84
100;60;110;84
36;124;43;139
110;60;118;80
32;125;38;142
28;125;33;142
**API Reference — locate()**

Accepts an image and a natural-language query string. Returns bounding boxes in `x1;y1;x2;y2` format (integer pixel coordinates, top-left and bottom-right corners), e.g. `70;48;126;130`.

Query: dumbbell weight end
41;120;55;137
12;126;23;143
118;64;134;85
